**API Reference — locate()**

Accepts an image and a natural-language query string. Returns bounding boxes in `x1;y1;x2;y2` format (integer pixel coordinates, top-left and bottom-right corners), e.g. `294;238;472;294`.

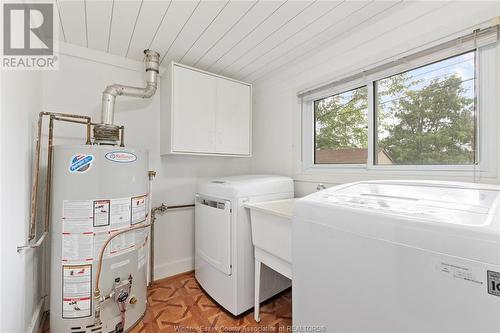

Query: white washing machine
293;180;500;332
195;175;293;315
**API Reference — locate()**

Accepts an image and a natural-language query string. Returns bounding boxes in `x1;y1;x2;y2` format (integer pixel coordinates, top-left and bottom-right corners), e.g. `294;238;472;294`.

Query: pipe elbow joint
97;49;160;142
142;83;157;98
103;84;122;97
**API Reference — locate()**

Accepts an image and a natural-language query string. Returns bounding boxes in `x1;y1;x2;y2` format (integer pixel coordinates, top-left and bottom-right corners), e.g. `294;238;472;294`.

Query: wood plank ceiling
55;0;408;82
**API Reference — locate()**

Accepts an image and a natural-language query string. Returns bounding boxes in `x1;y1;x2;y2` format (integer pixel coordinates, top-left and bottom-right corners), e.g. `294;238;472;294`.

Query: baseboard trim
154;257;194;281
26;298;45;333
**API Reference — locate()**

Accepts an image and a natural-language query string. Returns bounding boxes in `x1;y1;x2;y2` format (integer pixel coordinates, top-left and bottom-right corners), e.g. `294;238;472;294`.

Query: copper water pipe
26;112;124;246
119;126;125;147
149;203;194;284
94;203;195;298
46;115;92;235
52;116;89;125
28;114;44;241
24;112;92;247
86;120;91;145
94;223;152;298
44;117;54;233
147;171;156;286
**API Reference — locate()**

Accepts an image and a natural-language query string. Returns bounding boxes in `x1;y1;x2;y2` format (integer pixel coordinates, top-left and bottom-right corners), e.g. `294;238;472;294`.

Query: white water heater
50;145;149;333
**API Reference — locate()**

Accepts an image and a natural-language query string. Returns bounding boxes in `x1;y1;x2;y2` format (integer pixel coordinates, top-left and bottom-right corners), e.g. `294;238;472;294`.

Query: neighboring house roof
315;148;393;164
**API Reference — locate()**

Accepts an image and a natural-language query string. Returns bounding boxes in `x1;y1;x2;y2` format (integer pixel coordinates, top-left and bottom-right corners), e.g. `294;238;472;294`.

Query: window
375;52;476;165
300;28;497;176
314;87;368;164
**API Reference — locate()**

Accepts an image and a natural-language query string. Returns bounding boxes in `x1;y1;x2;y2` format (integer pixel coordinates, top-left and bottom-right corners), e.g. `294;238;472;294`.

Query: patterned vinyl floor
131;271;292;333
41;271;292;333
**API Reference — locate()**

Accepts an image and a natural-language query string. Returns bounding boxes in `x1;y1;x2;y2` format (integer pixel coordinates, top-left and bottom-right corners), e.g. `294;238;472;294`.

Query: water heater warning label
93;232;110;259
110;230;135;256
62;233;94;262
110;197;131;230
93;200;110;227
62;200;93;233
62;265;92;319
62;195;148;262
131;195;147;225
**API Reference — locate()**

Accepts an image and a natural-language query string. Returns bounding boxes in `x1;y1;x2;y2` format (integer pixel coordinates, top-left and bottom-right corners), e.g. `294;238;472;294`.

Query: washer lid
324;181;500;227
295;181;500;264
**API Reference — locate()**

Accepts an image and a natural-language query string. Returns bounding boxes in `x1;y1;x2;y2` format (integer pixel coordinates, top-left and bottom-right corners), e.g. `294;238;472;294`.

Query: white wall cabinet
161;63;252;156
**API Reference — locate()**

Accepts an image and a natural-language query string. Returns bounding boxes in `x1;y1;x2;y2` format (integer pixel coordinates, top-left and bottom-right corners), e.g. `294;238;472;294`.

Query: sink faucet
316;184;326;191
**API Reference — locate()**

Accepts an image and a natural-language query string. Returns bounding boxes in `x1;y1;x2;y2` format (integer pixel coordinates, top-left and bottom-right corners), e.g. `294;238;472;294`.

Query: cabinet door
215;78;251;155
172;65;216;153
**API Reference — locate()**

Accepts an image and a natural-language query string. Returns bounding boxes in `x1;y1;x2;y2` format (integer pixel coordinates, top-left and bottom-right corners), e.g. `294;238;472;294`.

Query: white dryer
195;175;293;315
293;180;500;332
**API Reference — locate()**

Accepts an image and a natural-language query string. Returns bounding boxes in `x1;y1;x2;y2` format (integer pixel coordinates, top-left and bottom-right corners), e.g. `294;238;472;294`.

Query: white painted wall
1;42;252;332
1;70;45;333
250;1;500;197
42;44;251;280
7;3;500;331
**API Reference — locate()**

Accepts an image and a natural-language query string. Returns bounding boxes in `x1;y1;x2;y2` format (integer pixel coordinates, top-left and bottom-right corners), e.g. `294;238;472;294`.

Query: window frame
301;45;497;177
313;85;369;165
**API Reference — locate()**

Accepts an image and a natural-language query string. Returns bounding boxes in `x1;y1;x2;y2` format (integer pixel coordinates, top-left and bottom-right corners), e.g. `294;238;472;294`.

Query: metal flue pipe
95;49;160;144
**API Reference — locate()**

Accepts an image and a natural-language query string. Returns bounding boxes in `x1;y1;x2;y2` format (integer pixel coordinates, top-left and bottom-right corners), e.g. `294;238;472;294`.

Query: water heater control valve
113;276;132;305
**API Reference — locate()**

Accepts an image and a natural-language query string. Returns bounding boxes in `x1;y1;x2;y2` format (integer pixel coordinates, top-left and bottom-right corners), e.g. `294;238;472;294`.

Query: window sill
297;164;496;185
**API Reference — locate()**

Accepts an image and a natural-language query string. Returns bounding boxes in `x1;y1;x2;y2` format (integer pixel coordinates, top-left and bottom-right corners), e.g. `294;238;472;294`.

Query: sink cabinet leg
254;259;261;322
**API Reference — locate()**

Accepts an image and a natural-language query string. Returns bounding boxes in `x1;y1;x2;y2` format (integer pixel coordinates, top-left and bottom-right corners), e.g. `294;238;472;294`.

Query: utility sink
245;198;296;322
245;198;295;266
